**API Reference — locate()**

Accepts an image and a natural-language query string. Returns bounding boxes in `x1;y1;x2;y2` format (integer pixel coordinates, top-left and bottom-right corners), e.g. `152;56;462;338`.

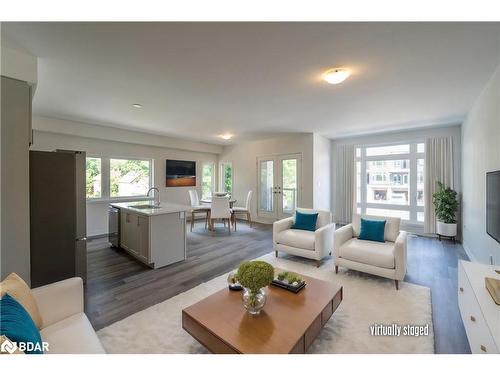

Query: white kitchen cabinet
121;211;140;256
137;215;150;262
117;204;186;268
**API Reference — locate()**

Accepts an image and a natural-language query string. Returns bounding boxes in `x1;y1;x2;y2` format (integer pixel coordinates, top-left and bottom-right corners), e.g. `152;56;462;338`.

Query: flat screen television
486;170;500;243
166;160;196;187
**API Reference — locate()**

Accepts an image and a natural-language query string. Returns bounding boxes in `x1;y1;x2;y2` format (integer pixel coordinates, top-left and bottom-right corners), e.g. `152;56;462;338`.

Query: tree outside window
86;156;152;199
202;163;214;199
281;159;297;212
221;162;233;193
110;159;150;197
86;157;101;199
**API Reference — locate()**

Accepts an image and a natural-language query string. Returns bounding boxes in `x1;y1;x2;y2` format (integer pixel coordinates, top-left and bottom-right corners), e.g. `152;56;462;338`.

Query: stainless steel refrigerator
29;150;87;288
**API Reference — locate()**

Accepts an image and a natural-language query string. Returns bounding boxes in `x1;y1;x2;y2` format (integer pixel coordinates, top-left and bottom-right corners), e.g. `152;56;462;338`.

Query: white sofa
32;277;105;354
334;213;407;289
273;208;335;267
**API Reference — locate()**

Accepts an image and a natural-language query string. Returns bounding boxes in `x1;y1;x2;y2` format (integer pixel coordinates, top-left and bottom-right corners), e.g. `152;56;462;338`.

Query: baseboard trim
254;217;276;225
88;233;109;240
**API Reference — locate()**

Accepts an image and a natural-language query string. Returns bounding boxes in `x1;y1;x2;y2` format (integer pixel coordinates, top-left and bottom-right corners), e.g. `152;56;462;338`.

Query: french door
257;153;301;220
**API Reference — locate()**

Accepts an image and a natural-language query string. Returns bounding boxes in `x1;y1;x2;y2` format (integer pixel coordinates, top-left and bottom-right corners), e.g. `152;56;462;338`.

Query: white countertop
110;201;191;216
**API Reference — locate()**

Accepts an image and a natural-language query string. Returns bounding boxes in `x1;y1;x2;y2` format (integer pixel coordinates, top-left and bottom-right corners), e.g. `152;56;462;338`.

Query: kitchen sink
129;204;161;209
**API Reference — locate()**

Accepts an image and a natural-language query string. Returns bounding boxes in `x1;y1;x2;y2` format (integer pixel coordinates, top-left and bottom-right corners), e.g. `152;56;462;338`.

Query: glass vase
241;287;267;315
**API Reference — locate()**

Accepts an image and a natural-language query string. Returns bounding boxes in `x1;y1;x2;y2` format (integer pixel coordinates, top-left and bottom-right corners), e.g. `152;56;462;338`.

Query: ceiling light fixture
132;103;143;108
322;68;351;85
219;134;233;140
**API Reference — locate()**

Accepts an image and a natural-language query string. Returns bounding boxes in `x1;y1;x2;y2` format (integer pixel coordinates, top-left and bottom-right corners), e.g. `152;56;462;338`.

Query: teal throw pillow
291;211;318;231
358;218;386;242
0;293;44;354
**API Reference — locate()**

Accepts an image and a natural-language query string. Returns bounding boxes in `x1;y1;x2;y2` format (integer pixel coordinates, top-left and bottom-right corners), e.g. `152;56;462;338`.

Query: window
259;160;274;212
373;190;387;201
86;156;152;200
282;158;298;213
202;162;215;199
356;142;425;223
366;159;409;204
366;207;410;221
366;144;410;156
110;158;151;197
86;157;102;199
219;162;233;193
417;158;425;207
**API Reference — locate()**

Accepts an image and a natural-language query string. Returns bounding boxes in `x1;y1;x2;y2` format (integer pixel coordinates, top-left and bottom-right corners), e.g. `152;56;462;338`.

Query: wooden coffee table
182;274;343;354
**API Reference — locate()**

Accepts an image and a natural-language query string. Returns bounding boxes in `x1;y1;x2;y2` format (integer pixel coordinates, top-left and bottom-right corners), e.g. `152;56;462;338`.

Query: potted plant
236;260;274;315
432;181;459;240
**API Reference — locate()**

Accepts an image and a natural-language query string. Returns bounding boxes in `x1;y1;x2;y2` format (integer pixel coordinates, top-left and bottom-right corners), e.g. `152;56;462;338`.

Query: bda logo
0;336;18;354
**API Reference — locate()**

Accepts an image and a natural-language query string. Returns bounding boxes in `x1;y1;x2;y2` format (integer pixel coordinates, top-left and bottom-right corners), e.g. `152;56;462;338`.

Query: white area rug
97;253;434;354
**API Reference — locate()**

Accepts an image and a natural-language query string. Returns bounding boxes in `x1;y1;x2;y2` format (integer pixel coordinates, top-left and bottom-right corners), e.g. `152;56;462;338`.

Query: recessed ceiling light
219;134;233;140
322;68;351;85
132;103;143;108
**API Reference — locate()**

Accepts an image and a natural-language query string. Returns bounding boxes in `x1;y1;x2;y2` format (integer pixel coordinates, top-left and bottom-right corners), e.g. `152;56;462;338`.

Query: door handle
76;237;87;242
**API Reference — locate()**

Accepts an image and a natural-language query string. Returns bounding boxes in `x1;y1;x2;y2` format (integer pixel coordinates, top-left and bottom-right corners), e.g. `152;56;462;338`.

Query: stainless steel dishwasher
108;206;120;248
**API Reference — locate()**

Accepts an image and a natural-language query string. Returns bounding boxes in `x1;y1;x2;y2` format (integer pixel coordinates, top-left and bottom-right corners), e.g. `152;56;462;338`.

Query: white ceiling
3;22;500;144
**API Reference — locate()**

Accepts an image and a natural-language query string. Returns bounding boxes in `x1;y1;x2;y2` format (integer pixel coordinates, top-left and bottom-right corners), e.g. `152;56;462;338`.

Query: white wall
34;116;222;154
0;37;37;283
313;134;331;211
219;134;314;223
32;118;220;237
0;39;38;85
461;64;500;265
331;125;462;234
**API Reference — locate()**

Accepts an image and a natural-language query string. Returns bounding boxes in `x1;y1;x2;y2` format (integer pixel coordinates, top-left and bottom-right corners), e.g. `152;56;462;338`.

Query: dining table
199;197;237;208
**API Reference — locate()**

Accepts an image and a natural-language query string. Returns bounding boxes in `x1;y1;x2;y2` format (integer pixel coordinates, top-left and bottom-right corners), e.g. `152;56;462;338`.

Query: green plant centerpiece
276;271;303;285
236;260;274;315
432;181;459;239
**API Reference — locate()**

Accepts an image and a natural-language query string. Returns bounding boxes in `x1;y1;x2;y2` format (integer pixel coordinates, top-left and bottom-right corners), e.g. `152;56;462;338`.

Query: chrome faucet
147;187;160;207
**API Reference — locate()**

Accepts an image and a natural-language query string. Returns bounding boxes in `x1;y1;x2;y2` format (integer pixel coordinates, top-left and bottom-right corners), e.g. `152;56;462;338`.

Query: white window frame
86;155;154;203
219;161;233;193
201;161;216;199
356;141;425;224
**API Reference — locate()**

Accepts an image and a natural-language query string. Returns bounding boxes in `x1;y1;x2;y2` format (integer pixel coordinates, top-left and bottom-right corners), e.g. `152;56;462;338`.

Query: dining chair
209;196;232;233
231;190;253;230
188;190;210;231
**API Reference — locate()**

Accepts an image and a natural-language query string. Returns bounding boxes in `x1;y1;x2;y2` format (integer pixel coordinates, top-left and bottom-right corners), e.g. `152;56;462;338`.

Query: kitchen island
109;201;190;269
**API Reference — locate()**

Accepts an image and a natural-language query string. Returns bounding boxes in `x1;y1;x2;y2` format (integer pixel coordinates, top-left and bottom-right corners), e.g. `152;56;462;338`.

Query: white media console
458;260;500;354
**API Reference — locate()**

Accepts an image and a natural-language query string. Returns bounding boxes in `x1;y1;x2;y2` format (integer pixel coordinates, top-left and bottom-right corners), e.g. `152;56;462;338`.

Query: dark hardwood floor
405;234;471;354
86;221;272;331
86;221;471;354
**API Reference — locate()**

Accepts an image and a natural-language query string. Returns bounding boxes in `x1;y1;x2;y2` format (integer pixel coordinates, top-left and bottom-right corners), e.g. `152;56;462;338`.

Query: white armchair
273;208;335;267
32;277;105;353
334;213;407;289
